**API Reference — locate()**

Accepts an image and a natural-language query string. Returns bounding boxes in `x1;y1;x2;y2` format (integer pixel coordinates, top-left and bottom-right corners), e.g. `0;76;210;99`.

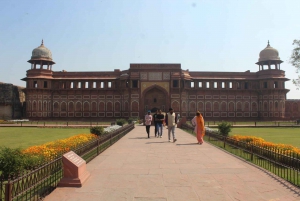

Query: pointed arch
32;101;37;111
244;102;250;112
91;101;97;111
205;102;212;111
99;101;105;112
182;101;187;112
228;102;234;111
75;101;82;112
107;101;113;112
53;102;59;112
83;101;90;112
189;101;196;112
131;101;139;112
115;101;121;112
43;101;47;111
68;102;74;111
171;100;180;112
213;101;219;111
61;102;67;112
221;101;227;111
197;101;204;112
236;102;242;111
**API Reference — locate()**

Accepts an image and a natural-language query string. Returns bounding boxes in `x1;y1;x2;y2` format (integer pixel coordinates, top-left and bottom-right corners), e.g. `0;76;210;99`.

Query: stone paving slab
45;125;300;201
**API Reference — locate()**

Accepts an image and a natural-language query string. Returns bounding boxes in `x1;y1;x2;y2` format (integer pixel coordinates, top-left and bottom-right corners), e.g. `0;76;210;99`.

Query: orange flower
23;134;97;162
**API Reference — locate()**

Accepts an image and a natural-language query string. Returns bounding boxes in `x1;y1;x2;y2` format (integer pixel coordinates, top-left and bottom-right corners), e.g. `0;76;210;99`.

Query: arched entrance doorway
143;87;167;113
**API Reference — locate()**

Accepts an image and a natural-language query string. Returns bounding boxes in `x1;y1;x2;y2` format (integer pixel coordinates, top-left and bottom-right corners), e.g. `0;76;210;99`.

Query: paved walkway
45;125;300;201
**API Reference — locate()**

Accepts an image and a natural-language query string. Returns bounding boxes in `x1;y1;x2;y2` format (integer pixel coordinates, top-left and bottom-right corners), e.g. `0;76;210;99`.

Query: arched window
252;102;257;112
213;102;219;111
228;102;234;111
84;102;90;112
205;102;211;111
43;101;47;111
182;102;187;111
197;102;204;111
236;102;242;111
76;102;81;112
172;101;180;112
39;101;42;111
115;102;120;112
61;102;67;111
124;102;129;111
131;101;138;112
68;102;74;111
53;102;59;112
221;102;226;111
99;102;105;112
92;102;97;111
190;102;196;112
107;102;113;111
32;101;37;111
244;102;250;111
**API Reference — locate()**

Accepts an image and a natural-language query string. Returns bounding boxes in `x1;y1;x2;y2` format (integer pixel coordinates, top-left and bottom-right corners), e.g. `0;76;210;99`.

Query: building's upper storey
22;41;289;91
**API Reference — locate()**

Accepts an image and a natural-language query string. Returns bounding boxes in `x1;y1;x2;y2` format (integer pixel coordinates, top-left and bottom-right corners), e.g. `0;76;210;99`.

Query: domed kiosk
27;40;55;70
256;41;283;71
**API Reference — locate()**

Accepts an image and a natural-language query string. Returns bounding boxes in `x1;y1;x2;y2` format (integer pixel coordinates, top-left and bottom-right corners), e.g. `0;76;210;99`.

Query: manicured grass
230;127;300;148
0;127;90;149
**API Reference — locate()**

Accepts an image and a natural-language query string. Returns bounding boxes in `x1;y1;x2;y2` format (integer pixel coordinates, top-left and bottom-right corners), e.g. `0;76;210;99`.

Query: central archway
142;86;168;114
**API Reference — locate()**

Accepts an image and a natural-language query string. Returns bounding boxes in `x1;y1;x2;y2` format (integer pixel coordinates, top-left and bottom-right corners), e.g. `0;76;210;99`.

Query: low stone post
58;151;90;187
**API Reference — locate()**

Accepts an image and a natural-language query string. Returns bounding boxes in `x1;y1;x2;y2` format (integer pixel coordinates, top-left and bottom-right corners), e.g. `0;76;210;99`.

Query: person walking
145;110;152;138
156;109;164;138
153;109;159;137
165;108;178;142
191;111;205;144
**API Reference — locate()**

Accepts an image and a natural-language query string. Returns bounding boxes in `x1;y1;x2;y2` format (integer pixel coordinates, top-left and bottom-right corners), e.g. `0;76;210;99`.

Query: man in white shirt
145;110;153;138
165;108;178;142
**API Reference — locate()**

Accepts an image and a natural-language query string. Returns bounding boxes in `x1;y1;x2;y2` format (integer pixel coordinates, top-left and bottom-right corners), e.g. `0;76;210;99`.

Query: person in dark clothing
156;109;165;138
153;109;159;137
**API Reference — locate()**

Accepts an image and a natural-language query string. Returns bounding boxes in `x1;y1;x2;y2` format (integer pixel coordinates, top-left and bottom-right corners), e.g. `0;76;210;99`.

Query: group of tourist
144;108;205;144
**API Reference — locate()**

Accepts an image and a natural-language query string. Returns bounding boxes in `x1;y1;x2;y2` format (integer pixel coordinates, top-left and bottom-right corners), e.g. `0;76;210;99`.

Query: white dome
258;41;280;62
31;40;53;60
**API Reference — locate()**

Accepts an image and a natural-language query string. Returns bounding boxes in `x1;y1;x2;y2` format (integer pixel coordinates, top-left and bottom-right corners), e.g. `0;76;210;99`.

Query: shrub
0;147;25;178
217;122;232;136
90;126;105;136
116;118;126;126
128;117;137;124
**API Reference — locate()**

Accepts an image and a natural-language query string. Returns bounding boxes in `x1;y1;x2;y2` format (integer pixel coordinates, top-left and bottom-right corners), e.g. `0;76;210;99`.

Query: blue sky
1;0;300;99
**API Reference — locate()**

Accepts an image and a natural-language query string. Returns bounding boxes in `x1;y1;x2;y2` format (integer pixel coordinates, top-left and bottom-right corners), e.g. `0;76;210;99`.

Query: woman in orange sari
191;111;205;144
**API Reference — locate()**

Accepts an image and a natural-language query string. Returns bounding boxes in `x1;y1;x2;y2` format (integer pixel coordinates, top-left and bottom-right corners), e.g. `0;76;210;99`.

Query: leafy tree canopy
290;39;300;89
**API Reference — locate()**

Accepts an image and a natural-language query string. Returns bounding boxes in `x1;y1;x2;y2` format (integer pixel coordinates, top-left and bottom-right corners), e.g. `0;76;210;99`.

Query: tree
290;39;300;89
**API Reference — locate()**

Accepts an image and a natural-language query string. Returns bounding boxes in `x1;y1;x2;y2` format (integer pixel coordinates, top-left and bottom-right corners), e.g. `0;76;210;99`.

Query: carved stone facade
21;41;300;120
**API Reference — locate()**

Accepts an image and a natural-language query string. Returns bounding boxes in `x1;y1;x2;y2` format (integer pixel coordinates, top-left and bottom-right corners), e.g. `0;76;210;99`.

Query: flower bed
22;134;97;162
104;125;122;133
231;135;300;154
230;135;300;167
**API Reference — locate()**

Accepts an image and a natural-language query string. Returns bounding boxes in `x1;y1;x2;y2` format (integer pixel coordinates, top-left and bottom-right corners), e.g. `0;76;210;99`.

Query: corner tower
255;41;289;119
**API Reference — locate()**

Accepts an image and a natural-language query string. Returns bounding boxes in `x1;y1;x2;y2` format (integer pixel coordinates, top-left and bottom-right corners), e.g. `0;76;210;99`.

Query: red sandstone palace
21;41;300;120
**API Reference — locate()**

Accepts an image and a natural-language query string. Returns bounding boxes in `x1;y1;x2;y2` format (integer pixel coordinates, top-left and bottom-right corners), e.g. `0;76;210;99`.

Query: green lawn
0;127;90;149
230;127;300;148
